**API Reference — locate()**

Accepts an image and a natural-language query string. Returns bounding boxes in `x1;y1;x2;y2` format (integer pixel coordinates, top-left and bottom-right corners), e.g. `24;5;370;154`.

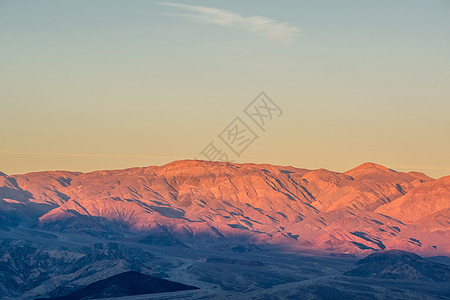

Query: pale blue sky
1;0;449;177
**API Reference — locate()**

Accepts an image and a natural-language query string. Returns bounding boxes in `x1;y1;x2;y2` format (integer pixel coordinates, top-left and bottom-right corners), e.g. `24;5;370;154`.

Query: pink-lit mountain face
0;160;448;254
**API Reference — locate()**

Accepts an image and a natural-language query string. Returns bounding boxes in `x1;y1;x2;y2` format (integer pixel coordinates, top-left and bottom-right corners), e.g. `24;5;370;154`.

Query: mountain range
1;160;449;254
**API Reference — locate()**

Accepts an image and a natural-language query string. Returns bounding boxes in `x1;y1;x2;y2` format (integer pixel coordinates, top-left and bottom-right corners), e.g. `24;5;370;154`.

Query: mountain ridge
1;160;448;254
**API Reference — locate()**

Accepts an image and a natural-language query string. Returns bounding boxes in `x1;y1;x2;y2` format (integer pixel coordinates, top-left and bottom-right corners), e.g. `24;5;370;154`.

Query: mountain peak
159;159;235;176
345;162;395;177
160;159;230;169
353;162;392;171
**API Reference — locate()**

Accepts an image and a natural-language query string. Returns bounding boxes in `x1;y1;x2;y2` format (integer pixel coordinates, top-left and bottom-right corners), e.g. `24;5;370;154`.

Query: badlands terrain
0;160;449;299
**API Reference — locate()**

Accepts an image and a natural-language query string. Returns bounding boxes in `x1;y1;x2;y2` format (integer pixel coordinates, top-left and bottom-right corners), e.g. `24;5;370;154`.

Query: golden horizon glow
1;1;449;178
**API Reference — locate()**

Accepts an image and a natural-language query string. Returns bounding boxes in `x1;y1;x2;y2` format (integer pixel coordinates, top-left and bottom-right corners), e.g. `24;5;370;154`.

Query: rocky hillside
0;239;156;299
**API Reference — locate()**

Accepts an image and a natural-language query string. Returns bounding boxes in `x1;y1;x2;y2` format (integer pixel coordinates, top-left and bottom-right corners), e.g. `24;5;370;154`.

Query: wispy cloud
161;2;300;44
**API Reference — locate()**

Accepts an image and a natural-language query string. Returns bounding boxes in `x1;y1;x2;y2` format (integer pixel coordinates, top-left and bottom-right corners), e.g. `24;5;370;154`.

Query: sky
1;0;449;178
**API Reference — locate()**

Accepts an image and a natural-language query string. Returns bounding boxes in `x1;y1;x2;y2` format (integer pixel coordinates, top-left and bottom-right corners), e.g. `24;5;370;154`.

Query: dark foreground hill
37;271;198;300
345;249;450;282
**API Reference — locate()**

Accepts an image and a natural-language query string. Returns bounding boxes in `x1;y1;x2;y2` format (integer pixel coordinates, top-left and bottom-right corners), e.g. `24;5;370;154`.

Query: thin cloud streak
161;2;300;44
